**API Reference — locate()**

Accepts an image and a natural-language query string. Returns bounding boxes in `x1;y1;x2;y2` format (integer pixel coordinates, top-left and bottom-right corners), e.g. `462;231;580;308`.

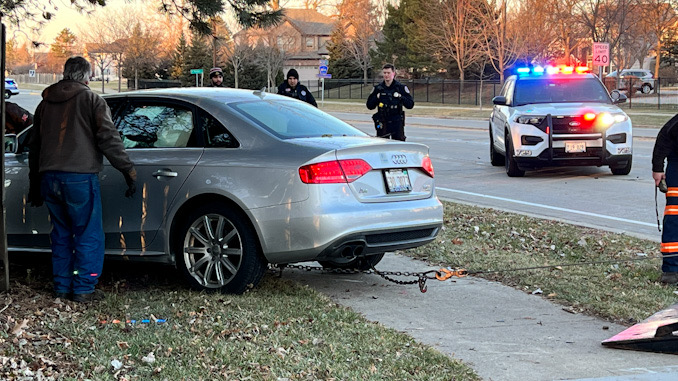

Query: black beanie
287;69;299;79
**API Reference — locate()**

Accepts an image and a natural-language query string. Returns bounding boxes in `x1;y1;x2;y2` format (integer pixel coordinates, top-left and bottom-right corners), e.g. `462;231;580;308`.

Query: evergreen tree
171;33;189;83
224;60;267;89
183;33;213;86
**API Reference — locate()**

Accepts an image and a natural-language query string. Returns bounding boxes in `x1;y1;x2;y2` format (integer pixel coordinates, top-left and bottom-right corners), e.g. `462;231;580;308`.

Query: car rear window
231;100;367;139
514;78;611;106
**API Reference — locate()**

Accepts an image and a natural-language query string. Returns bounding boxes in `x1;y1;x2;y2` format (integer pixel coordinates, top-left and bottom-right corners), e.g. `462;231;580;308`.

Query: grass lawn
1;256;478;380
2;200;677;378
403;202;677;325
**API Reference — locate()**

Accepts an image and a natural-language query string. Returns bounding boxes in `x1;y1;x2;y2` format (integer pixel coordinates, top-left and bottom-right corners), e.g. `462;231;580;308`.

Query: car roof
102;87;288;104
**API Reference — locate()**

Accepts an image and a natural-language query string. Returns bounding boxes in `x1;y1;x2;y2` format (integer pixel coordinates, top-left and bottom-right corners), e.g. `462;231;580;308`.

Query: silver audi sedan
5;88;443;294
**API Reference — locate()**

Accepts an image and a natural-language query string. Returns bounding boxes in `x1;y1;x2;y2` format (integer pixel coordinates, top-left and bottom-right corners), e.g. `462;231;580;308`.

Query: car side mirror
610;90;627;104
492;95;507;106
5;134;18;154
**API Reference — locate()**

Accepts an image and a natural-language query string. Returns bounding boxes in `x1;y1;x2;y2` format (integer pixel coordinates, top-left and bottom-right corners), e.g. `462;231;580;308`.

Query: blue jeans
41;171;104;294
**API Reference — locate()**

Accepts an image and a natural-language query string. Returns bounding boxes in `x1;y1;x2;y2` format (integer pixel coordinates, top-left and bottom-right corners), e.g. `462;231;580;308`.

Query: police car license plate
565;141;586;153
384;169;412;193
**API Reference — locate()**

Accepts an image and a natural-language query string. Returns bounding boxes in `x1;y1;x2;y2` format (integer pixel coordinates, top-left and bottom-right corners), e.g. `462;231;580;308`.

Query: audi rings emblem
391;154;408;165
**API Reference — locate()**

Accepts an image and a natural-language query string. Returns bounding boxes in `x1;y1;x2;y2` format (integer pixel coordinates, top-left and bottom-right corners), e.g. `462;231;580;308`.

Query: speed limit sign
592;42;609;67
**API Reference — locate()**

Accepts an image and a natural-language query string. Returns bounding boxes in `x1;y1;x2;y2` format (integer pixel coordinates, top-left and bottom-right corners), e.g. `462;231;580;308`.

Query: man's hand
653;171;666;187
123;169;137;198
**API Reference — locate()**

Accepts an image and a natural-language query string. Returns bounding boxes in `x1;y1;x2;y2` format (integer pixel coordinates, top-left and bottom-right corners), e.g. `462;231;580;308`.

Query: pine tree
171;33;189;82
183;33;213;86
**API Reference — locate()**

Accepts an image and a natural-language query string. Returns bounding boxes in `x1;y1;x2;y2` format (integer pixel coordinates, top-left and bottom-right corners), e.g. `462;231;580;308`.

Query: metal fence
13;73;678;110
302;77;678;110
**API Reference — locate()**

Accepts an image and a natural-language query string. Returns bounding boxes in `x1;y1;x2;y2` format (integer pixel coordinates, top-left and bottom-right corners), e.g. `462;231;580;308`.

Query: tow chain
274;252;678;294
274;263;468;293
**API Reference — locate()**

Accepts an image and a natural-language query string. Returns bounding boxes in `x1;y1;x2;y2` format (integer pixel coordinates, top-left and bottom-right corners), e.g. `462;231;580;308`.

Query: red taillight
299;159;371;184
422;156;434;178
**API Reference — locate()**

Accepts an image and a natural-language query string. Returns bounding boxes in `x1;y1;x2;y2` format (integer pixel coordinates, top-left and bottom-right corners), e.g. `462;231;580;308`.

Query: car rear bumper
250;192;444;264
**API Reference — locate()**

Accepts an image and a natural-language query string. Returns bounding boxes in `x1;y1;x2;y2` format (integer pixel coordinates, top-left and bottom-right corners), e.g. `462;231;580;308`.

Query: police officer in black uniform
366;63;414;141
277;69;317;107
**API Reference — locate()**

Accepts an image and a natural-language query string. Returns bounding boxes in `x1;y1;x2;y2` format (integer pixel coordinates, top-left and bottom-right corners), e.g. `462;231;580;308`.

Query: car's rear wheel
505;132;525;177
175;204;266;294
4;90;10;99
611;157;632;175
641;84;652;94
490;127;505;166
318;253;385;271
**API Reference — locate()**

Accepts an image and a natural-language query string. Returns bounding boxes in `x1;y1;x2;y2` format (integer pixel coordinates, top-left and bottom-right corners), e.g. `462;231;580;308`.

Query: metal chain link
271;263;440;293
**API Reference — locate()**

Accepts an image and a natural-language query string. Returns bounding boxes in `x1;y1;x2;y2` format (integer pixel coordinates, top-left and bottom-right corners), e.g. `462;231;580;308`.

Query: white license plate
384;169;412;193
565;141;586;153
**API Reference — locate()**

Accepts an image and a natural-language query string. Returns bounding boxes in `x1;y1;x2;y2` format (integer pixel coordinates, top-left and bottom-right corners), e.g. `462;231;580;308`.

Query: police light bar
516;65;591;76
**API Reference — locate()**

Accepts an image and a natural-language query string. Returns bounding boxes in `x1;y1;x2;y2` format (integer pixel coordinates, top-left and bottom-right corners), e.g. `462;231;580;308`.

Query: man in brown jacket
27;56;137;303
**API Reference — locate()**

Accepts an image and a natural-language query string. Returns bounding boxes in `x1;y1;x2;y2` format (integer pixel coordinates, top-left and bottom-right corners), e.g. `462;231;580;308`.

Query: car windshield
514;78;611;105
231;99;367;139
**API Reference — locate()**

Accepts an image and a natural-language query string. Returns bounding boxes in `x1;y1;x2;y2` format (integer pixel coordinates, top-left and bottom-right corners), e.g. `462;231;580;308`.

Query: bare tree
640;0;678;76
473;0;524;82
224;42;253;88
545;0;588;65
337;0;380;84
577;0;638;72
415;0;484;81
511;0;557;63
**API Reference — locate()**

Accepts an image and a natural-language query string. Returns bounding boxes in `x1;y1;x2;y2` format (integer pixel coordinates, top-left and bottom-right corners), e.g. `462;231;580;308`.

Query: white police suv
489;65;632;177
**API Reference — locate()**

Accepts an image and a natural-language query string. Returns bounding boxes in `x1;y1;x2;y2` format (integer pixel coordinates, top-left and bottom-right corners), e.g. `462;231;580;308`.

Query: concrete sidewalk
283;254;678;381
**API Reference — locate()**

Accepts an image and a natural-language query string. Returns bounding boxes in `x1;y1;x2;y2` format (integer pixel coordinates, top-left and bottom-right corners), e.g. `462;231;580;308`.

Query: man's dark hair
382;63;396;71
63;56;91;82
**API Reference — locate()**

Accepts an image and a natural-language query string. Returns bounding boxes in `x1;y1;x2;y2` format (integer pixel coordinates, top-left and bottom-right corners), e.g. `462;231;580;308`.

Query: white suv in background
606;69;655;94
490;65;632;177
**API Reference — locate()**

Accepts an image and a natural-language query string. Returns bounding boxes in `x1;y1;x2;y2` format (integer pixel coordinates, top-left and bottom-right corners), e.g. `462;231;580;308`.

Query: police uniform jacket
653;114;678;172
277;81;318;107
366;80;414;124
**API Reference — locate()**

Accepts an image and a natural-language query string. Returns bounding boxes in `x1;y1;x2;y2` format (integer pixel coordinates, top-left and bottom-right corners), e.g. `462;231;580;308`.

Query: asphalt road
335;111;664;242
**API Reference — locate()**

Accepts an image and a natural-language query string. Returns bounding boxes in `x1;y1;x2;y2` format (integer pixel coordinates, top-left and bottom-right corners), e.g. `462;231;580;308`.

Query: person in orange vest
652;113;678;285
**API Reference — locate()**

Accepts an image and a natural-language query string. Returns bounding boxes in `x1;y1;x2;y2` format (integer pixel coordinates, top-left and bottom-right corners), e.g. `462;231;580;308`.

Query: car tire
175;204;266;294
641;84;652;94
610;157;632;176
4;90;10;99
490;127;505;166
505;132;525;177
318;253;385;270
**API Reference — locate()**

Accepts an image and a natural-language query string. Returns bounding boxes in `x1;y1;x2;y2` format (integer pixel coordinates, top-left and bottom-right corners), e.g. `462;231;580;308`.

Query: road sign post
318;60;330;106
593;42;610;78
190;68;204;87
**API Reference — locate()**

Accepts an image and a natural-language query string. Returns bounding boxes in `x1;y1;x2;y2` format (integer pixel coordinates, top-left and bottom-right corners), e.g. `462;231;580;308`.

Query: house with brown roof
235;8;334;84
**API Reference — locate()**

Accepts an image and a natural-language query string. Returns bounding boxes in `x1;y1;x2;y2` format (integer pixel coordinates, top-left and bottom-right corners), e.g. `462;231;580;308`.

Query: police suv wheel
4;90;10;99
489;127;505;166
641;84;652;94
505;133;525;177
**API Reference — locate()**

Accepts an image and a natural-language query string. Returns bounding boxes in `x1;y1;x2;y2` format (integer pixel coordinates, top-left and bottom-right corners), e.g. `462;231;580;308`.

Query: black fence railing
300;77;678;110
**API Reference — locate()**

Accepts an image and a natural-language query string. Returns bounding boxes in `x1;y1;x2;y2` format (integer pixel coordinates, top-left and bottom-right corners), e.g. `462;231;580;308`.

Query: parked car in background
605;69;655;94
4;78;19;99
4;88;443;294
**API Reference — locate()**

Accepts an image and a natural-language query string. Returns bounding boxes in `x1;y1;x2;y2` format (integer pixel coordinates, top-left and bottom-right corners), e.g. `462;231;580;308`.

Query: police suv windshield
513;77;611;106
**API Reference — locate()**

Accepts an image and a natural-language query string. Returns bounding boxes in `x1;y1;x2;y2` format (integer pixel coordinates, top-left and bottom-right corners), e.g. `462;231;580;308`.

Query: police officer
277;69;317;107
652;113;678;285
366;63;414;141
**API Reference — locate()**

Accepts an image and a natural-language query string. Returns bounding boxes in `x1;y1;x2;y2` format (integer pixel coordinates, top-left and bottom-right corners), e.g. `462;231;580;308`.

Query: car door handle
152;169;178;178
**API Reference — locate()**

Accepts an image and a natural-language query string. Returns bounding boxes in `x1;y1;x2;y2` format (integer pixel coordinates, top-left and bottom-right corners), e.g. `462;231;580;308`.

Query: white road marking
437;187;657;228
